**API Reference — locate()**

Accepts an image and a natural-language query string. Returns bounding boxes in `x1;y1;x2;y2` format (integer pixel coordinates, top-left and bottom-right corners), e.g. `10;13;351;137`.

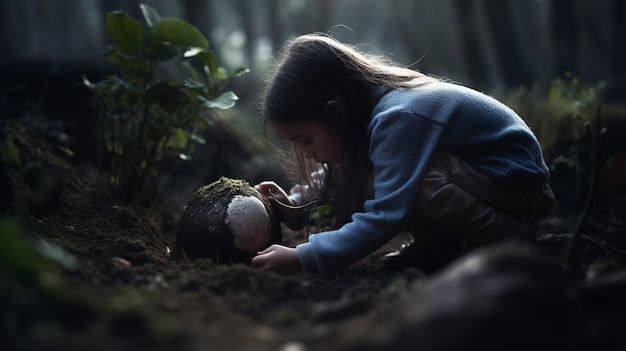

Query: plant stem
563;104;601;269
563;175;595;269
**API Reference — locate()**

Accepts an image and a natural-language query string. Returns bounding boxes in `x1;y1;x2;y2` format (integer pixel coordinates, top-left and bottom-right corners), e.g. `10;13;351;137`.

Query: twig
563;108;606;268
542;232;626;256
581;234;626;256
563;180;595;267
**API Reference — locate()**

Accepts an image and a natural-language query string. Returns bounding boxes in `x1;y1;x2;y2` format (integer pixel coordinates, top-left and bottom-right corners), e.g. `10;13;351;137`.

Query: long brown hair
261;33;438;221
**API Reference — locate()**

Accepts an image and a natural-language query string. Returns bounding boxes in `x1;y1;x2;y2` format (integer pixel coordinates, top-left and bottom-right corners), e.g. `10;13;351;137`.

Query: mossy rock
174;177;281;264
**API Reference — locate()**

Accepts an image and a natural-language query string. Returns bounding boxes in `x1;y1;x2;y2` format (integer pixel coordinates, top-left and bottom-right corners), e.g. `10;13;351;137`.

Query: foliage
308;204;334;232
548;73;609;268
0;217;59;286
549;72;607;169
84;3;248;206
548;73;608;201
502;72;625;271
0;135;21;167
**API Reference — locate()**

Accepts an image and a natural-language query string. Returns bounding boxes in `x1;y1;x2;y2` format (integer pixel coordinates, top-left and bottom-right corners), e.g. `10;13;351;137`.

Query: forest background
2;0;623;206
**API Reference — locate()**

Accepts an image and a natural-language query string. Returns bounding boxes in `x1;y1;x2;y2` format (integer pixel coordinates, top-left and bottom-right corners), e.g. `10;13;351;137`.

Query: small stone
279;342;306;351
111;256;131;268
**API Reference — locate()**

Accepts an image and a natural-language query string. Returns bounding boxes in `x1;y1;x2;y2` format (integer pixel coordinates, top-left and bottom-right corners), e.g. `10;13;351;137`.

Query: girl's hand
254;181;290;205
251;244;302;275
254;181;306;229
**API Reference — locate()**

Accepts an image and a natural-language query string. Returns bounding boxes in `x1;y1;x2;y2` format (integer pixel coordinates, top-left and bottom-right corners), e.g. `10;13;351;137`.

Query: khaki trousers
405;154;556;246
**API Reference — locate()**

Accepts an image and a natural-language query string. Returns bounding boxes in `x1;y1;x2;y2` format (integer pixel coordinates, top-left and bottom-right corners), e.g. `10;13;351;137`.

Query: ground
2;116;626;351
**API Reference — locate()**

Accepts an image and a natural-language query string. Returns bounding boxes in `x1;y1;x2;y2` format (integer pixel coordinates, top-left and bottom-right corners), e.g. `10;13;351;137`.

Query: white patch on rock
225;195;271;253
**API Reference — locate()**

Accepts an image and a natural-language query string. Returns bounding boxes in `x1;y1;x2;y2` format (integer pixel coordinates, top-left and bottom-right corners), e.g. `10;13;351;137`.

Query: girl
251;33;555;275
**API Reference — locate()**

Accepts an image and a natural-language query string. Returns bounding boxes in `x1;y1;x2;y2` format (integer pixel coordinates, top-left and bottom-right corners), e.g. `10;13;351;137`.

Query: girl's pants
406;154;556;246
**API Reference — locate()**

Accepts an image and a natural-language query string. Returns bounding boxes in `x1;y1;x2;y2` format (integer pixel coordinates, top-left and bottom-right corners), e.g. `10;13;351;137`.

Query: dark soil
2;101;626;350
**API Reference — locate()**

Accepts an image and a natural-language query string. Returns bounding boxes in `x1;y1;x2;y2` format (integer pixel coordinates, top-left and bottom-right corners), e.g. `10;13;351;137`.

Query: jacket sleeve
297;110;447;274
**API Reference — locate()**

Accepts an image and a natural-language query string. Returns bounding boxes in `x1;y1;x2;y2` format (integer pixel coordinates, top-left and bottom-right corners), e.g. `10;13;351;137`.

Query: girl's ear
326;99;347;125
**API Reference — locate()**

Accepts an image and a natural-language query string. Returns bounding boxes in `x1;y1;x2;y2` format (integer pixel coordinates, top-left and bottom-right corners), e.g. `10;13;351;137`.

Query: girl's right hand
254;181;306;230
252;244;302;275
254;181;290;205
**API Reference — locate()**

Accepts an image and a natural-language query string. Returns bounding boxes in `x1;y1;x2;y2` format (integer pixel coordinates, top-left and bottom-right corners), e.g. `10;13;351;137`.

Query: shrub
84;3;248;207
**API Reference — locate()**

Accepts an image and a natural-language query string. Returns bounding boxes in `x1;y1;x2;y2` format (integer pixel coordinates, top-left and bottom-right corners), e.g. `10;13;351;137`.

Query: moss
191;177;251;199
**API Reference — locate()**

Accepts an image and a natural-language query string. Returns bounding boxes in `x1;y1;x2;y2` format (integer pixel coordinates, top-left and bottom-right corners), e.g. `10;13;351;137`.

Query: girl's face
272;120;343;164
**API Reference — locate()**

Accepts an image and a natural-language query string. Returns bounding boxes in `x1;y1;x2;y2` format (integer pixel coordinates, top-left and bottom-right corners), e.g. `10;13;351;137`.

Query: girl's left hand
252;244;302;275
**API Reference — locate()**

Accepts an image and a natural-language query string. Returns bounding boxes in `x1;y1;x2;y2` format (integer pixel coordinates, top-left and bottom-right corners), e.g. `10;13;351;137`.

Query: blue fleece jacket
296;82;549;274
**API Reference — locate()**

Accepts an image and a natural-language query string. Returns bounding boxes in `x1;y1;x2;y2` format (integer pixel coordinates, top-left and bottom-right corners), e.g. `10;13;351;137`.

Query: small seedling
308;204;334;232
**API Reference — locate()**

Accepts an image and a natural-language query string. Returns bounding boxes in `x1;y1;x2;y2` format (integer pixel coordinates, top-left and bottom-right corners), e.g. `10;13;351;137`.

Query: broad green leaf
148;18;209;49
144;42;178;62
184;85;200;105
146;80;187;114
139;3;161;27
189;133;206;144
184;79;205;89
316;205;333;216
104;46;145;77
182;63;200;82
57;146;75;158
183;47;205;58
85;75;129;98
166;128;189;151
230;67;250;78
106;11;144;55
35;240;80;271
0;218;60;283
197;114;215;129
0;137;21;166
198;91;238;110
195;51;218;78
215;67;229;82
83;75;96;89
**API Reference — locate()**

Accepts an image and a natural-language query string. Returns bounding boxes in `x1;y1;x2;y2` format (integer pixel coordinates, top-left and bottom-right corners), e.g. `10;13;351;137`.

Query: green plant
267;189;336;234
84;3;248;206
0;134;21;167
308;204;334;232
549;73;608;268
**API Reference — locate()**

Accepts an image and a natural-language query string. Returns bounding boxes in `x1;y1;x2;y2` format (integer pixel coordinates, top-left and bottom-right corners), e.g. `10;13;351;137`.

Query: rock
174;177;281;264
311;296;371;322
340;242;575;351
